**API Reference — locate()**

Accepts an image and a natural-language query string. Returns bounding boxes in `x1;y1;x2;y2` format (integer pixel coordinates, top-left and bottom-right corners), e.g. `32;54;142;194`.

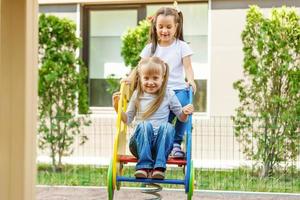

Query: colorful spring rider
107;83;195;199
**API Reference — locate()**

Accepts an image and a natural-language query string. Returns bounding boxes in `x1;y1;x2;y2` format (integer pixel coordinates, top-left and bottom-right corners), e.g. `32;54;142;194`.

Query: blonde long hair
130;57;169;119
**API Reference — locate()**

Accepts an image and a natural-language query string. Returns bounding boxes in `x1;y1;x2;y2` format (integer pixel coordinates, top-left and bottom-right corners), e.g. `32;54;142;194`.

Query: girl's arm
112;92;128;123
183;56;197;94
169;90;194;122
178;104;194;122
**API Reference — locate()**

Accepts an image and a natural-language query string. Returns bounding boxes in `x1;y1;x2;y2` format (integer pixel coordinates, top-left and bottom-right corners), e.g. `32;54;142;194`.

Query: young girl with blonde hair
113;57;194;179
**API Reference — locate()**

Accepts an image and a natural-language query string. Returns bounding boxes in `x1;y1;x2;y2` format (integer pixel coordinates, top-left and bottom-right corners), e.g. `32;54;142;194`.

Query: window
87;9;138;107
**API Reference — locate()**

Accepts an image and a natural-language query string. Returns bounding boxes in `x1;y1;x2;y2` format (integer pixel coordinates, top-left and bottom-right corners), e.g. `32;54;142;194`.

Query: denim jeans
168;89;190;145
129;121;175;170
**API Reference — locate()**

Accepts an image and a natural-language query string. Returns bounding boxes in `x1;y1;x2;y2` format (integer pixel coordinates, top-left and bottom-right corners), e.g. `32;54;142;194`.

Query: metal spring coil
141;183;162;200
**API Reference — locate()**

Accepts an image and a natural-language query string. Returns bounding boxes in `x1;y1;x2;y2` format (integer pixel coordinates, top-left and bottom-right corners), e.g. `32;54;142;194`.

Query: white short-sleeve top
140;39;193;90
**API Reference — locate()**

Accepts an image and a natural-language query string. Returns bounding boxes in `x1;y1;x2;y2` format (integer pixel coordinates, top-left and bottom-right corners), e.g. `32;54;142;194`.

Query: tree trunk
50;145;57;172
56;150;63;172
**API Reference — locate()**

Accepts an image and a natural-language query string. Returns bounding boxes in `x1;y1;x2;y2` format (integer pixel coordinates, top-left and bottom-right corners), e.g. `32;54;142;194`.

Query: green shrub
38;14;91;171
233;6;300;177
121;19;150;69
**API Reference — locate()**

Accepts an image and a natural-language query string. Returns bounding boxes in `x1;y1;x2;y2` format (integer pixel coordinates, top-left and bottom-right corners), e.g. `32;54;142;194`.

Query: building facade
39;0;300;117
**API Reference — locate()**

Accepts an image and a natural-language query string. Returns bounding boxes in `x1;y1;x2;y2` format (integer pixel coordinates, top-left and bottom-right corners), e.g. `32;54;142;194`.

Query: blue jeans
129;122;175;170
168;89;190;145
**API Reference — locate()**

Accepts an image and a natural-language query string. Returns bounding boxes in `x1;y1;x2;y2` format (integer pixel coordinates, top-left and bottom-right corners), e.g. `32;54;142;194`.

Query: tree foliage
38;14;90;171
121;19;150;69
233;6;300;177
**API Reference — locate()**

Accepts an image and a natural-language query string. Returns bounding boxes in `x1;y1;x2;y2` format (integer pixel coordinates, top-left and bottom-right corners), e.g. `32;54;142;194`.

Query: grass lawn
37;164;300;193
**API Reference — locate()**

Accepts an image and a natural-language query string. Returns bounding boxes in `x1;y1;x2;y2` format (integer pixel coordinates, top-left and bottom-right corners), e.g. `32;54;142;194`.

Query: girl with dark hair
140;7;197;158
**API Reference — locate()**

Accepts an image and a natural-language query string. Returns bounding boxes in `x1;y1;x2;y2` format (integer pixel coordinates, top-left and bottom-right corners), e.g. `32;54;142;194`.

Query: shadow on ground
37;186;300;200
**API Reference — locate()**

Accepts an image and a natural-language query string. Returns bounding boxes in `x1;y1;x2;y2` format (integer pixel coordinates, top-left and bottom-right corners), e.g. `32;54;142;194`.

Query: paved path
37;186;300;200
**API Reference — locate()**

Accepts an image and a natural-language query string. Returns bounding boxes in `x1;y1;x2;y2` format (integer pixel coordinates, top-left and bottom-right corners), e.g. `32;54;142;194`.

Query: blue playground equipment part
107;83;195;200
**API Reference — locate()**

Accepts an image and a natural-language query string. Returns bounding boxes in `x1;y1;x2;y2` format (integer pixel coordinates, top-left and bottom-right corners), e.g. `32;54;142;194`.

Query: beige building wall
210;0;300;116
0;0;38;199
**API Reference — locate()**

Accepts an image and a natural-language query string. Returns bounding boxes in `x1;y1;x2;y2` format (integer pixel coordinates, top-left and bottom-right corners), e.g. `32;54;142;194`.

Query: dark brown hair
149;7;184;55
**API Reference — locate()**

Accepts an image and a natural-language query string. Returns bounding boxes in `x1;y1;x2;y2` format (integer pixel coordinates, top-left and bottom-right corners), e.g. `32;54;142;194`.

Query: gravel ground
37;186;300;200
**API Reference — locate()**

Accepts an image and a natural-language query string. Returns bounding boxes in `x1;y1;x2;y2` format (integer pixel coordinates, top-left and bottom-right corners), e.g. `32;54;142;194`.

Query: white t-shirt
140;39;193;90
126;89;183;134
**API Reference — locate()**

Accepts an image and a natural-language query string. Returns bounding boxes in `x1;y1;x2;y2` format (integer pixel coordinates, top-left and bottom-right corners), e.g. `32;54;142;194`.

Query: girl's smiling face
140;66;164;94
156;14;177;46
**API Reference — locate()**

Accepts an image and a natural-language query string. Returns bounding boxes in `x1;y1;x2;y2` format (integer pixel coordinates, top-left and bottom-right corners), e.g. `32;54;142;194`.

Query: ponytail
176;11;184;41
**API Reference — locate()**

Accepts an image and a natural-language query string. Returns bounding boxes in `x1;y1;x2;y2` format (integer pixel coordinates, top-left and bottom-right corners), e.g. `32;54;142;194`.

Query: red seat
118;155;186;166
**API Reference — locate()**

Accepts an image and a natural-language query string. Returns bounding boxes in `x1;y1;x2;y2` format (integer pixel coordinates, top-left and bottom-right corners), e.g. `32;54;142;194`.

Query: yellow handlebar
112;82;131;188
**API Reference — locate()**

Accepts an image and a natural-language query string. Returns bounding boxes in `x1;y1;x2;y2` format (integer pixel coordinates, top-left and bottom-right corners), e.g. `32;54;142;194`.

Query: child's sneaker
134;169;148;179
151;168;165;180
170;143;185;158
